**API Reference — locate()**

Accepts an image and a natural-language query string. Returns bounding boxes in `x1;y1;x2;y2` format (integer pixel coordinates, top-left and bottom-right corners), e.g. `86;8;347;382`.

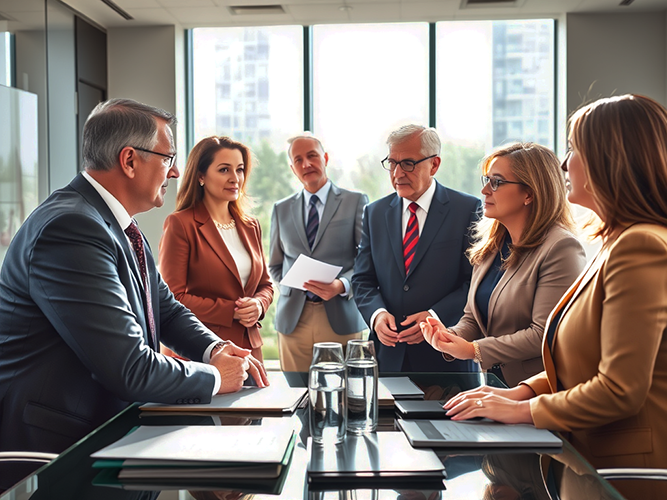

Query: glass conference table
1;372;624;500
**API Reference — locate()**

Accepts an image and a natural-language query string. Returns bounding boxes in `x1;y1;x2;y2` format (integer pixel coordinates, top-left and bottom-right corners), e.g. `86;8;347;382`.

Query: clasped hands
233;297;262;327
374;311;432;346
209;342;269;394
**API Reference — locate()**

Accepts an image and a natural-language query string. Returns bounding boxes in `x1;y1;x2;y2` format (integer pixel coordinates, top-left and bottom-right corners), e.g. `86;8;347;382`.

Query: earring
199;181;204;186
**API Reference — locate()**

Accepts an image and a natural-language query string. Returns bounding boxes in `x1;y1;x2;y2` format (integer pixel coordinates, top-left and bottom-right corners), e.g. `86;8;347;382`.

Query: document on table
279;254;342;291
140;381;307;413
92;424;296;480
398;419;563;449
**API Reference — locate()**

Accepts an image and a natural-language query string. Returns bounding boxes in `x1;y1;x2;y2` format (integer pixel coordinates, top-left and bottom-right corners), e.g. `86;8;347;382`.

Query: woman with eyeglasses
421;142;586;386
441;95;667;500
159;136;273;362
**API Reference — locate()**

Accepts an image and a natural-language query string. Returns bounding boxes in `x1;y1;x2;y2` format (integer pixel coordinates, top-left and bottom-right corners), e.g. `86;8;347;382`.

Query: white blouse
217;225;252;289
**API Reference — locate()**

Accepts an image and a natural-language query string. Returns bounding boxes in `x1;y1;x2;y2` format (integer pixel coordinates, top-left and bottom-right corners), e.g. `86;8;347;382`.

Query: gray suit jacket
268;183;368;335
0;174;220;484
451;225;586;386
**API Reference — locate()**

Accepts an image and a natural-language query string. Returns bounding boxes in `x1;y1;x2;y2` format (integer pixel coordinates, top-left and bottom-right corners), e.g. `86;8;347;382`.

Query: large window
313;23;429;202
190;20;556;360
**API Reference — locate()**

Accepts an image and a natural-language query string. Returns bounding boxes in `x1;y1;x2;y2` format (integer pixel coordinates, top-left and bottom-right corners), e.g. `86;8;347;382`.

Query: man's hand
234;297;262;327
396;311;431;344
420;316;475;359
209;342;269;393
374;311;398;346
303;279;345;301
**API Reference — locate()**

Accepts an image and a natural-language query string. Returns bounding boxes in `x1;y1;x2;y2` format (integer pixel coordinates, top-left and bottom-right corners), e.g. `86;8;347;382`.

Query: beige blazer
451;225;586;386
525;224;667;484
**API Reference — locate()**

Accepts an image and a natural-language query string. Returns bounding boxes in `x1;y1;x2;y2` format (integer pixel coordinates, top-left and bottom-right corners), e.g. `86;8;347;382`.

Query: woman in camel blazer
159;136;273;361
443;95;667;500
422;143;586;386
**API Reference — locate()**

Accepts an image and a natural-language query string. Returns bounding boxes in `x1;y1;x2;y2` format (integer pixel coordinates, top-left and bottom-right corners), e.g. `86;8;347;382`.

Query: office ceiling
1;0;666;31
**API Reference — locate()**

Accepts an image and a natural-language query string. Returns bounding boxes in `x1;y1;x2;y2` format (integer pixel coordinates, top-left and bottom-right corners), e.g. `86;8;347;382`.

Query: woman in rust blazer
159;136;273;361
443;95;667;500
422;143;586;386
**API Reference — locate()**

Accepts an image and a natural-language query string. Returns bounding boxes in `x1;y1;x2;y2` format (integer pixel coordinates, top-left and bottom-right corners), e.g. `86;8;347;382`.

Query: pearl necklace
213;218;236;231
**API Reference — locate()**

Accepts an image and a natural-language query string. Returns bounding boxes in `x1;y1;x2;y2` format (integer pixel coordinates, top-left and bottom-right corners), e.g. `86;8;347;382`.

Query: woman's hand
443;384;536;424
234;297;262;327
420;316;475;360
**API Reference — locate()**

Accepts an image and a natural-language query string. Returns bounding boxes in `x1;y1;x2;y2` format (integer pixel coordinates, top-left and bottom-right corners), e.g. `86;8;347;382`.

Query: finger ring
476;400;484;408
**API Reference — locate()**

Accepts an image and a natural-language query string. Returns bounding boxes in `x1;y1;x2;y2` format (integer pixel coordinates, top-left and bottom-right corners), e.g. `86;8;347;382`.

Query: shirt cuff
211;368;221;396
339;277;350;297
203;340;221;363
370;308;388;330
428;309;440;322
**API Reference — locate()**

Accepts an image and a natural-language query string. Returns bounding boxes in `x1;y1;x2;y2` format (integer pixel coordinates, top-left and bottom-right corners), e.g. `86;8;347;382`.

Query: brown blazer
159;203;273;358
525;224;667;485
451;225;586;386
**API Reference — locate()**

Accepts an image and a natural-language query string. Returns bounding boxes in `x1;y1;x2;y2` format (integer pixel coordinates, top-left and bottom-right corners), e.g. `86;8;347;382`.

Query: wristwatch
210;340;230;357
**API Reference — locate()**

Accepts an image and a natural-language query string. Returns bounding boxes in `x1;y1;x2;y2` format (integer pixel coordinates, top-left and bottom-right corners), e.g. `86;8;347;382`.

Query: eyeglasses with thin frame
481;175;528;192
381;154;437;173
132;147;176;169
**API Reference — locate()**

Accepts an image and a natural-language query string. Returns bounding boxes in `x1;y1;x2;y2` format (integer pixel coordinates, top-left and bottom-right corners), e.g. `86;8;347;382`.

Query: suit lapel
69;174;155;348
314;184;342;251
290;192;311;252
195;204;243;287
487;251;528;330
235;218;261;295
385;195;406;278
541;249;606;392
409;182;450;277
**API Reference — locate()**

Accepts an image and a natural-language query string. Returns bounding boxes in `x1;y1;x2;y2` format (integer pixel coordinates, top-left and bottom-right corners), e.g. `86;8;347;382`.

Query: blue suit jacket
352;181;481;372
0;174;220;487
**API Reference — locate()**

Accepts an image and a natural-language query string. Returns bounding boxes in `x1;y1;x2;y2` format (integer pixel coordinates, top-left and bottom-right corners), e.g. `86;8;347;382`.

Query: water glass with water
309;342;346;444
345;339;378;434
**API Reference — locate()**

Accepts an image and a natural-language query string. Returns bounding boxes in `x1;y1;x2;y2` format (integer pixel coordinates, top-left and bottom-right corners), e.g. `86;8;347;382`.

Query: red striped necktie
403;202;419;275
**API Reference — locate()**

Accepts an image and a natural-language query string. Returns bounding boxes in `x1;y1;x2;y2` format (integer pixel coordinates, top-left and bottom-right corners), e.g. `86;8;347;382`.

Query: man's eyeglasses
132;147;176;169
381;154;437;173
481;175;528;192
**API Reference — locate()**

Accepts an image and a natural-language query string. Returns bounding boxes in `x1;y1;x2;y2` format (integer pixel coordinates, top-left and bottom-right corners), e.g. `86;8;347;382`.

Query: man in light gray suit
269;134;369;371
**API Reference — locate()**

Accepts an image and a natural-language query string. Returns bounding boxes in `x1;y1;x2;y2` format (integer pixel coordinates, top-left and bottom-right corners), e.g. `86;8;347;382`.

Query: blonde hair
468;142;574;269
569;94;667;239
176;136;253;223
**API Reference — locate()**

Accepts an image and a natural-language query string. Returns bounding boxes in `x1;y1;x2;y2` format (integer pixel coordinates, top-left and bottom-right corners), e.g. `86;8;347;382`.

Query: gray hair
81;98;176;171
287;132;326;161
386;124;441;157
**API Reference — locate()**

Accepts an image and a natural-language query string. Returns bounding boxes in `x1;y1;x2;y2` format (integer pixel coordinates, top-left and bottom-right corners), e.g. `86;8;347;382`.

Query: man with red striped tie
352;125;481;372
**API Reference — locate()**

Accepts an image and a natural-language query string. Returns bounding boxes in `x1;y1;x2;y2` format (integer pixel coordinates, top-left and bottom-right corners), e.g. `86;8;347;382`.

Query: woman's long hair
468;142;574;269
176;136;253;224
569;94;667;239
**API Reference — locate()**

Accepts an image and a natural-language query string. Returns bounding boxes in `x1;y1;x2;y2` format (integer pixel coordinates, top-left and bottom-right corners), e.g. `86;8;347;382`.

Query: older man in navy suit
352;125;481;372
0;99;267;491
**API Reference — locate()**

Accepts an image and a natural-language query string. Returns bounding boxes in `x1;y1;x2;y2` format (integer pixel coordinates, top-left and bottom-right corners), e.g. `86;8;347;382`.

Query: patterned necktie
124;221;157;347
403;202;420;275
306;195;320;249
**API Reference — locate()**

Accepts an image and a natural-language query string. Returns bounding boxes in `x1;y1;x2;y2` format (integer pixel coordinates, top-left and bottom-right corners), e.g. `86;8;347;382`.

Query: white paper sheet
279;254;342;291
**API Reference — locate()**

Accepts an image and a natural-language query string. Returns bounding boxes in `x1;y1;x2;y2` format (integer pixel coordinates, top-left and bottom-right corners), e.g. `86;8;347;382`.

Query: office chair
0;452;58;464
597;468;667;481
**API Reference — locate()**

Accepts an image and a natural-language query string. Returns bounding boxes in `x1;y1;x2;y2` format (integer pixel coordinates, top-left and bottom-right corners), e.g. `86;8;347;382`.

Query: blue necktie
306;195;322;302
306;195;319;249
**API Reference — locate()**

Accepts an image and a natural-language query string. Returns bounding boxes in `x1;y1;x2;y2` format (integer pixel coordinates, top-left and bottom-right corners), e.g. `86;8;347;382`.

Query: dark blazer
352;181;481;372
268;183;368;335
0;174;219;487
159;203;273;358
452;225;586;386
